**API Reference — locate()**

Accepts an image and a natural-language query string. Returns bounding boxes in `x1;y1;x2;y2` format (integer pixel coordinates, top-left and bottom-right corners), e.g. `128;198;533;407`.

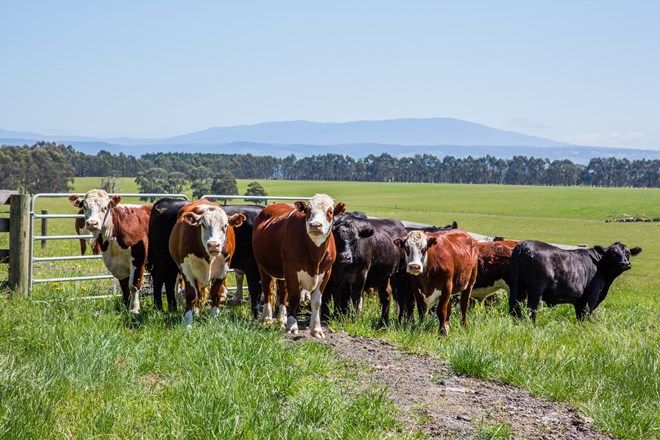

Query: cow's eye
100;207;106;212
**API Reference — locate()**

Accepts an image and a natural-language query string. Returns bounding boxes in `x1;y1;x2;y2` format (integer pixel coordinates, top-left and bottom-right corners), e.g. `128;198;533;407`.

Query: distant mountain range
2;118;658;164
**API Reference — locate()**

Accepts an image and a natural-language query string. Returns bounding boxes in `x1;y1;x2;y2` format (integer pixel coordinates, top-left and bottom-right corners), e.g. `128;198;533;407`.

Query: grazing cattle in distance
71;200;100;256
222;205;265;317
509;240;642;321
472;240;519;303
394;229;479;335
323;212;408;327
69;190;152;313
169;200;245;327
253;193;345;338
148;198;189;311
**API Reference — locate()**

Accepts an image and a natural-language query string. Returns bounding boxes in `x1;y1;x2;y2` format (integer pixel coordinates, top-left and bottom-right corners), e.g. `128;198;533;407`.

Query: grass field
1;177;658;439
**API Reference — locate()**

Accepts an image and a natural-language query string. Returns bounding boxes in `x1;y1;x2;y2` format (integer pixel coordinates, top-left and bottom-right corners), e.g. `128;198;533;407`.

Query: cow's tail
508;243;524;318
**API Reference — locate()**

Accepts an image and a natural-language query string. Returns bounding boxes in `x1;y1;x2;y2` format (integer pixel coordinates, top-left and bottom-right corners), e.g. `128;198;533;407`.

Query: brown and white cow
472;239;519;303
71;198;100;256
168;200;245;327
69;190;152;313
252;194;345;338
394;229;478;335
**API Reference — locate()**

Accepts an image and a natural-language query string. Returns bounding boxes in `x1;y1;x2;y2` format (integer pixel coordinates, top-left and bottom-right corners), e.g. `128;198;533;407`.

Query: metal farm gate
29;193;188;294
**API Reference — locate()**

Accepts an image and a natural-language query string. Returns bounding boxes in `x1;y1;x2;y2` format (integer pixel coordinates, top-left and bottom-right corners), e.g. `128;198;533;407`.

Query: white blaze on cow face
183;207;244;258
394;230;438;275
71;189;121;236
294;193;345;247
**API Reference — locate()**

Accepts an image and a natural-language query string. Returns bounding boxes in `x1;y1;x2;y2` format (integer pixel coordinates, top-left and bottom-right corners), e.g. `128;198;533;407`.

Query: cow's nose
207;241;221;251
86;220;98;228
408;263;421;273
309;221;322;229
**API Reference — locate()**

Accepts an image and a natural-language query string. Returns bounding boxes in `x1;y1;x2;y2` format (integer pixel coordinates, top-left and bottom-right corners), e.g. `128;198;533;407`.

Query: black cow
148;198;189;311
222;205;264;318
322;212;409;326
509;240;642;321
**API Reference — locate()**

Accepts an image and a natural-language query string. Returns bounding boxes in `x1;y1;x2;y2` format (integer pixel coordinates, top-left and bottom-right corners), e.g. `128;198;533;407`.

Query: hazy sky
1;1;659;149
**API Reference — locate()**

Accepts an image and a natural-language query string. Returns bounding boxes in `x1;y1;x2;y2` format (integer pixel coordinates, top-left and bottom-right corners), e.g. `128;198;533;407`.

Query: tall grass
0;295;405;439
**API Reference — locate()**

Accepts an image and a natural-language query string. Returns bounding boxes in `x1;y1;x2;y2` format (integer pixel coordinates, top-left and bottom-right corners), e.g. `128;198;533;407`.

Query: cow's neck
305;233;331;266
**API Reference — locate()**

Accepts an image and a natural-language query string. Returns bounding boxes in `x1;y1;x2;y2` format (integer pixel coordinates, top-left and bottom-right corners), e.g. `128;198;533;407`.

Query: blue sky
1;1;659;149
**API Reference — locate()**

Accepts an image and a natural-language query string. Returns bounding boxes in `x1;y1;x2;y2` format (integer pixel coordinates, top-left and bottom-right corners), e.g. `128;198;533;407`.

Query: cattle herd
70;189;643;336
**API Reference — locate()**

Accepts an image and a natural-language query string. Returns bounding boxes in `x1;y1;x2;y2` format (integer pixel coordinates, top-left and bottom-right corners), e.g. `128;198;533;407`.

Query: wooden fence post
41;210;48;249
8;194;30;296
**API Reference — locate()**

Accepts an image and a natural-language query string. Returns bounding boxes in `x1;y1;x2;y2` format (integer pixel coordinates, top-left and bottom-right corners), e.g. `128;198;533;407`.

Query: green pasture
1;177;658;439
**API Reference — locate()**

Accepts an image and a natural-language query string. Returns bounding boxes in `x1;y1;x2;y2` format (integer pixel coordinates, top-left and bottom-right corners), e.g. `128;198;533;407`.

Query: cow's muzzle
207;241;221;256
85;220;99;230
407;263;422;275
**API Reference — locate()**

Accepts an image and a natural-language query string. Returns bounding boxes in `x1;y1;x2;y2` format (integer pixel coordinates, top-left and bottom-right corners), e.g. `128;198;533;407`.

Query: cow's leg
152;272;164;311
321;276;335;321
283;274;301;335
337;283;351;315
436;281;453;336
276;279;289;326
459;286;473;326
181;279;198;327
128;242;146;314
378;282;392;328
79;238;87;256
527;289;543;323
246;270;262;319
575;290;599;321
415;288;429;322
209;279;224;317
233;270;245;302
164;271;178;312
259;270;274;324
351;271;368;312
119;277;130;308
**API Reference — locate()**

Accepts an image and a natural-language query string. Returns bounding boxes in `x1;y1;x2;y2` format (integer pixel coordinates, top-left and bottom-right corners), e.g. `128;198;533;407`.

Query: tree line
0;142;658;193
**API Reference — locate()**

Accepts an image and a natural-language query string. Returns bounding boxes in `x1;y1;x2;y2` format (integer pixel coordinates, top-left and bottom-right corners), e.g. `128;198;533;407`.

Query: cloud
565;131;645;147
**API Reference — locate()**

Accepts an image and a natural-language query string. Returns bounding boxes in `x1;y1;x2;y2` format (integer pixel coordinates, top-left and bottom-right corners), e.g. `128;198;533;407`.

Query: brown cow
252;194;345;338
394;229;478;335
168;200;245;327
472;239;519;303
69;190;151;313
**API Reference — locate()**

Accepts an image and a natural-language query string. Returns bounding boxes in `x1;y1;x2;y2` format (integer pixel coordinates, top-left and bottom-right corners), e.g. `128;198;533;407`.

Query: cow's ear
228;213;246;228
294;201;307;212
68;195;83;208
451;221;458;229
108;195;121;208
630;246;642;256
182;212;202;226
427;236;438;247
593;245;606;254
359;227;374;238
393;237;404;248
333;202;346;216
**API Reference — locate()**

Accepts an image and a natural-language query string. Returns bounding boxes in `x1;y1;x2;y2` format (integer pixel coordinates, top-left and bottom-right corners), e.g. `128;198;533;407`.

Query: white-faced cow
509;240;642;321
69;190;152;313
70;197;100;256
394;229;479;335
168;200;245;327
253;194;345;338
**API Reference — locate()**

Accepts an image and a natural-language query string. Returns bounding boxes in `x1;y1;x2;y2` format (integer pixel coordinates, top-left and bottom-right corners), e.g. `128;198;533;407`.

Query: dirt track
289;328;610;440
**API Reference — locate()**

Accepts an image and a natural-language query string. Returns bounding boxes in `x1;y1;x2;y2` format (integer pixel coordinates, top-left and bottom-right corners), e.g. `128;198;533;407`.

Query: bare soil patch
289;328;611;440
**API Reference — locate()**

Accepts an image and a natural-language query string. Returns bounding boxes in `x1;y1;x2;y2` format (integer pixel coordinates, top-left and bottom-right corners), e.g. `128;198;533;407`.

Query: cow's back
253;203;298;277
431;230;479;289
475;240;518;287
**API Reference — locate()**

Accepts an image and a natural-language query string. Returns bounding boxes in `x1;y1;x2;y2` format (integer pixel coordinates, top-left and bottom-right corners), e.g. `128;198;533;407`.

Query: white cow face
394;230;438;275
294;193;346;247
69;189;120;233
183;207;245;258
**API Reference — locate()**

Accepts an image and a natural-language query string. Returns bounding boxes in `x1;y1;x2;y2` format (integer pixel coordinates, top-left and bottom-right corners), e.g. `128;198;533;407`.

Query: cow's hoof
261;317;274;326
210;307;220;317
185;324;193;330
310;328;325;339
286;327;299;335
232;295;246;304
193;307;200;317
439;325;449;337
129;308;140;315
